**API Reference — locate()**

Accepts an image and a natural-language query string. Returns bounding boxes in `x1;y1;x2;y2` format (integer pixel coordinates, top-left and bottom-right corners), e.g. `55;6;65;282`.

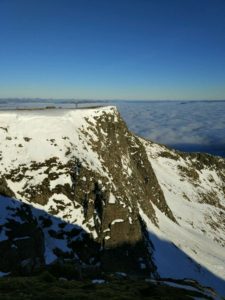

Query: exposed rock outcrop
0;107;224;296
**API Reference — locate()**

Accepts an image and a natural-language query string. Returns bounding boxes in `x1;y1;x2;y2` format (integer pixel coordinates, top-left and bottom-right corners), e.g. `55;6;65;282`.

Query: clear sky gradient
0;0;225;100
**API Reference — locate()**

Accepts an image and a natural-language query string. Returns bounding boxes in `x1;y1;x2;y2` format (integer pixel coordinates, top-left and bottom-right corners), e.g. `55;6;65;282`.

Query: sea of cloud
115;101;225;157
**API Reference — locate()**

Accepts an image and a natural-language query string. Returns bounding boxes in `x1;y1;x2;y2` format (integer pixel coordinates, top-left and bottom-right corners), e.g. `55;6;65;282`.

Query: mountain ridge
0;106;224;297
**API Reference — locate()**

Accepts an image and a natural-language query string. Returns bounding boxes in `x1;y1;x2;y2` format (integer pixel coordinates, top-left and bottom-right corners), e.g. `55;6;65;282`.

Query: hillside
0;106;224;298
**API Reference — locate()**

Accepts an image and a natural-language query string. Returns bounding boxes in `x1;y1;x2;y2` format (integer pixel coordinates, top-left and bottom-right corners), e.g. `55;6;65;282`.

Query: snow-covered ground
141;138;225;296
0;106;224;297
0;107;115;174
0;107;116;232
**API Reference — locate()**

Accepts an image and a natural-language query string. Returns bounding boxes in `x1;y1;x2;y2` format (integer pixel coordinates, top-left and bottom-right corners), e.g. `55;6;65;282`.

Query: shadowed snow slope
0;106;224;297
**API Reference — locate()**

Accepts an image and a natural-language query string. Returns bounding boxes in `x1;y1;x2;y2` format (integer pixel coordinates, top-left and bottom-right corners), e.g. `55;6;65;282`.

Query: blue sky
0;0;225;100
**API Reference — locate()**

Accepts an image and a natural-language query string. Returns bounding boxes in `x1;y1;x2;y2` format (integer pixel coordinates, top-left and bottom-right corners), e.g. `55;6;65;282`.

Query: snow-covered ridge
0;106;225;297
0;106;119;229
0;106;117;168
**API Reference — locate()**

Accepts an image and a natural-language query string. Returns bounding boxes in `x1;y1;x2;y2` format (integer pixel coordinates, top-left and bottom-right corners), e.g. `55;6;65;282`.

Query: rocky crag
0;107;224;297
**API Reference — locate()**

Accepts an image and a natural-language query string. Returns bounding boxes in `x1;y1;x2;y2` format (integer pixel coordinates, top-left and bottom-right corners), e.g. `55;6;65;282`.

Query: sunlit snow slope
141;138;225;295
0;106;224;297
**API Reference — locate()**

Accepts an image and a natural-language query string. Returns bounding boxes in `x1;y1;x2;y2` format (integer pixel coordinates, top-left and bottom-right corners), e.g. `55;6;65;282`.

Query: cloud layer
116;101;225;157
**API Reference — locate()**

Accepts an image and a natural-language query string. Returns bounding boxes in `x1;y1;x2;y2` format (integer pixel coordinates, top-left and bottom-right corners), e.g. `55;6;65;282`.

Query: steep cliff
0;107;224;296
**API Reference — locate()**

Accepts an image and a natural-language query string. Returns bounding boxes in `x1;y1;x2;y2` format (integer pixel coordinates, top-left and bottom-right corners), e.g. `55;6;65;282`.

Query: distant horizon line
0;98;225;102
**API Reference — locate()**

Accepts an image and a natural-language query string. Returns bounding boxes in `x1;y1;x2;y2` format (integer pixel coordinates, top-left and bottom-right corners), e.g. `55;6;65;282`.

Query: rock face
0;201;45;274
0;107;225;295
